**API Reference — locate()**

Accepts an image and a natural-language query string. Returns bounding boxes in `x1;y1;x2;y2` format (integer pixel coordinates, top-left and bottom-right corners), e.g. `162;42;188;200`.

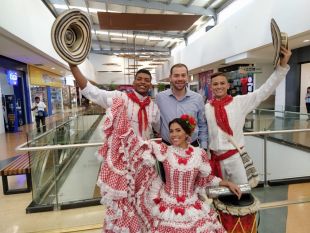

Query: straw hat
270;18;288;68
51;9;92;65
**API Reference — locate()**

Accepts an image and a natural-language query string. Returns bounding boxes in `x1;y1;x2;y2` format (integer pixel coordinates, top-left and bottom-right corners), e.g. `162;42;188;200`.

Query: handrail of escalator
16;128;310;152
22;115;79;145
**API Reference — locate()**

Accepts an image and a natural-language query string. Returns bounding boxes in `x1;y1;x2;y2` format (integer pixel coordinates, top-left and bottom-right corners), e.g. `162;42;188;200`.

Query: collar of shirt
168;88;192;100
133;90;149;101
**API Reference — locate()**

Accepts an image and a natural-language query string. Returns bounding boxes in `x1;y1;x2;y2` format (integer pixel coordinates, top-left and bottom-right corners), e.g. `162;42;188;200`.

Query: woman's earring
186;136;191;143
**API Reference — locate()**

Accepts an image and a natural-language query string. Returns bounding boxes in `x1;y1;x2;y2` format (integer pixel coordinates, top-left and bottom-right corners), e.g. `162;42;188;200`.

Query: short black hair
210;72;229;80
135;69;152;80
170;63;189;75
35;96;40;100
169;118;192;136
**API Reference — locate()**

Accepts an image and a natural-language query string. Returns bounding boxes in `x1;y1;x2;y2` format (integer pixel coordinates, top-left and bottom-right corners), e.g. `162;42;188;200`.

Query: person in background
31;96;47;133
305;86;310;120
205;46;292;185
156;63;208;149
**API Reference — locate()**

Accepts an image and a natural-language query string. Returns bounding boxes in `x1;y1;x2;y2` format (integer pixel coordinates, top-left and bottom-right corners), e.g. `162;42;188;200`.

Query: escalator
25;114;104;213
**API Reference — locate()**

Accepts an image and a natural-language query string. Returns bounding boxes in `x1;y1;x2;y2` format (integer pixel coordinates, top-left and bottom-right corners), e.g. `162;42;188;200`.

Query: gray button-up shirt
156;88;208;149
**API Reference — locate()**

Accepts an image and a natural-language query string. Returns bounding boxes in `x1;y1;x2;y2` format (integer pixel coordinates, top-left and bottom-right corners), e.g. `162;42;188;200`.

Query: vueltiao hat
270;18;288;68
51;9;92;65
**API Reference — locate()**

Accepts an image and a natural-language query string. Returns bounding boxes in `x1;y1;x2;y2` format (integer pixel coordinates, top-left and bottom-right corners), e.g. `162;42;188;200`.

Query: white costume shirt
33;101;47;116
205;65;290;152
81;81;160;139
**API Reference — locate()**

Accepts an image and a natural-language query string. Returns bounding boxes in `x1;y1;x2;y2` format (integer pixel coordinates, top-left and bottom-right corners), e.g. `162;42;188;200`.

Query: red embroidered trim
178;157;188;165
176;195;186;203
153;197;161;204
174;207;185;215
159;205;167;212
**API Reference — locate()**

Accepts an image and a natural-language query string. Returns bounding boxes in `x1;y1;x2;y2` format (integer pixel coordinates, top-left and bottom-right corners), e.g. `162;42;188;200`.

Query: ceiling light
149;36;162;41
303;39;310;43
110;32;123;37
136;35;149;40
123;33;135;38
53;4;69;10
111;37;127;41
95;30;109;35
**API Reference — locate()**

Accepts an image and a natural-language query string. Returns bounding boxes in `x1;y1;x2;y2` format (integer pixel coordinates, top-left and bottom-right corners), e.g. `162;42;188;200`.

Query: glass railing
245;108;309;150
19;114;104;212
15;108;310;232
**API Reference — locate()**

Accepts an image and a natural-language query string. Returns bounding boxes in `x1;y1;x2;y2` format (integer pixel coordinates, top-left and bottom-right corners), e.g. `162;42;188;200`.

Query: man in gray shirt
156;63;208;149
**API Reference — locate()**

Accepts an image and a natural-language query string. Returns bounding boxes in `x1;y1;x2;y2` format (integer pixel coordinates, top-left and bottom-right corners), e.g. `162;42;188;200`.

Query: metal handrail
26;115;78;143
255;108;310;116
16;128;310;152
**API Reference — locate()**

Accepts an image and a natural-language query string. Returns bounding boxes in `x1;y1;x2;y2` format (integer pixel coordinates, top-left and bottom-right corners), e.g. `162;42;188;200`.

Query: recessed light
303;39;310;43
51;67;55;69
111;37;127;41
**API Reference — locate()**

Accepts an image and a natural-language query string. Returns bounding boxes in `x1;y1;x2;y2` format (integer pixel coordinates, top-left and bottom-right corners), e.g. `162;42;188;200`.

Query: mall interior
0;0;309;232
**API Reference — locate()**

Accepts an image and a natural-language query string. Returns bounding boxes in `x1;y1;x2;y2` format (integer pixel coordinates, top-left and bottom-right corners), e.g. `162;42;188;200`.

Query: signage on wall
239;66;262;74
6;70;18;86
247;76;254;92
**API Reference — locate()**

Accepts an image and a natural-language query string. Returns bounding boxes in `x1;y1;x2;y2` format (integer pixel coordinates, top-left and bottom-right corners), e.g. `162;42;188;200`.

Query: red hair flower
180;114;196;132
180;114;188;120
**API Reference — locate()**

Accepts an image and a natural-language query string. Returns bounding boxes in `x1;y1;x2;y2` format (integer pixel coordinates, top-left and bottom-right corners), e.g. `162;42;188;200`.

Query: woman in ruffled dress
97;97;241;233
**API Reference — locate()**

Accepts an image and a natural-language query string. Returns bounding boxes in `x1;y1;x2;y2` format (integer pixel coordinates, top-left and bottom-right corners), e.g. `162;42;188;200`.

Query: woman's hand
219;180;242;199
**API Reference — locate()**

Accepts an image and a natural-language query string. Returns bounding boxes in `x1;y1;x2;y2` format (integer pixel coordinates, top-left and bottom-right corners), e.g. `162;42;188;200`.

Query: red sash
210;149;238;178
127;92;151;136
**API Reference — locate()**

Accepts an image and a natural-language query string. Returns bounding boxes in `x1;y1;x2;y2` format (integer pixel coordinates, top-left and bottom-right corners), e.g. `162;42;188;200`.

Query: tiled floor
0;110;309;233
0;181;103;233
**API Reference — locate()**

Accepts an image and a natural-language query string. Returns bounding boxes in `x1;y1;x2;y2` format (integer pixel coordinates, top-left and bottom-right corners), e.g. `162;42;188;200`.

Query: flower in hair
180;114;196;132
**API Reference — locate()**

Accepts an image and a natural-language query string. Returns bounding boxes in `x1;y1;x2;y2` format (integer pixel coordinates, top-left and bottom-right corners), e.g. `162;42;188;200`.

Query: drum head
218;193;255;207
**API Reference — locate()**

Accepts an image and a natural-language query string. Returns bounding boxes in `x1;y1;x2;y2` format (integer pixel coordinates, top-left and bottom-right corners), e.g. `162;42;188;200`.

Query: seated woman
97;97;241;233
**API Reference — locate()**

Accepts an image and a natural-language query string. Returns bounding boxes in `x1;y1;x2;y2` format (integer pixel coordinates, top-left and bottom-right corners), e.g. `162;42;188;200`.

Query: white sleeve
80;81;122;108
237;65;290;115
152;106;161;133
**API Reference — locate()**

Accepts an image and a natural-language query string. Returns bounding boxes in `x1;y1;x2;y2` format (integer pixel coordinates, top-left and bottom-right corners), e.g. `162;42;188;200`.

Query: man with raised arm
205;47;292;185
69;64;160;139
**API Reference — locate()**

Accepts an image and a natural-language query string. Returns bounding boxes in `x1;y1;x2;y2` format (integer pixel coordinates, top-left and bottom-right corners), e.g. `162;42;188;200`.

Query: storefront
29;65;64;116
217;64;256;96
62;75;77;109
0;56;30;133
197;65;258;104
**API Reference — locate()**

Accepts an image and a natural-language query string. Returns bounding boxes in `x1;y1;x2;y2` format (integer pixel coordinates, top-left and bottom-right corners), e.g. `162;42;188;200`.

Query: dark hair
170;63;189;75
169;118;192;136
210;72;229;80
35;96;40;100
135;69;152;80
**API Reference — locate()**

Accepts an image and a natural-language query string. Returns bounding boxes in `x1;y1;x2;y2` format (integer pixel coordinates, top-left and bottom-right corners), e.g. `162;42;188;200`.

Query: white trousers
220;153;248;184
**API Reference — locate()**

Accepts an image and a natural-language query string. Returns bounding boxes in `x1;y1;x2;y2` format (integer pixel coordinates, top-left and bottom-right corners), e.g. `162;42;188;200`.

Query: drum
213;193;259;233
